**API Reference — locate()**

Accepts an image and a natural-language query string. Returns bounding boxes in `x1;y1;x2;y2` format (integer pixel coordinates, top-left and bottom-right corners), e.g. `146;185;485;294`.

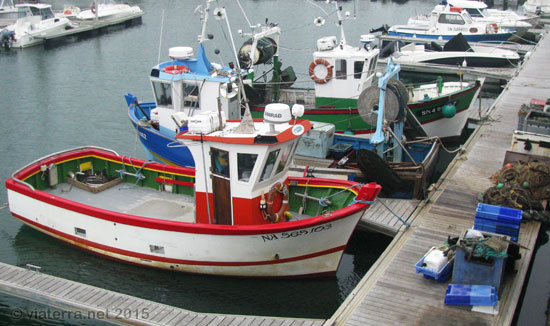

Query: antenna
157;9;165;65
215;6;256;133
196;0;213;44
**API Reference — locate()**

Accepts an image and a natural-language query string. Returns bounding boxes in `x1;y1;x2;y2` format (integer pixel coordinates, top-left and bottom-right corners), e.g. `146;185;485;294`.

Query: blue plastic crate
474;223;518;242
444;284;498;306
475;203;523;224
452;245;507;290
475;216;521;229
415;251;454;283
474;221;520;234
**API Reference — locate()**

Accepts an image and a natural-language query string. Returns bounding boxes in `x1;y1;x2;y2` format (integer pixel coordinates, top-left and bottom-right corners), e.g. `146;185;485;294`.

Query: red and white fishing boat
5;104;381;277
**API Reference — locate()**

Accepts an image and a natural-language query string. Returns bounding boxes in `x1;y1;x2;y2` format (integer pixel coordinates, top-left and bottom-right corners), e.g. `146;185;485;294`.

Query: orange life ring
486;23;498;34
309;58;333;84
162;65;190;74
266;182;290;223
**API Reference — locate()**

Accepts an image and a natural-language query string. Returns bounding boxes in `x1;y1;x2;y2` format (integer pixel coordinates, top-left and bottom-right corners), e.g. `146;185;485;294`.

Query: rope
376;198;411;227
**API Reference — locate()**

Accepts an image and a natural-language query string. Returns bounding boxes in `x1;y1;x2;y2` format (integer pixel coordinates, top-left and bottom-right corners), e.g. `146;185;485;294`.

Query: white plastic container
317;36;337;51
188;113;215;134
424;248;448;272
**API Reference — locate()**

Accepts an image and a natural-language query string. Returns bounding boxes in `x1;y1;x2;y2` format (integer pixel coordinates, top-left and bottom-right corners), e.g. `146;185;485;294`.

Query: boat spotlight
314;16;325;27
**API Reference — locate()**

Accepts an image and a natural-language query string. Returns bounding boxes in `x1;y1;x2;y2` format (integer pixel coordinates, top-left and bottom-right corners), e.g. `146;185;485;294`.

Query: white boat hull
7;187;364;277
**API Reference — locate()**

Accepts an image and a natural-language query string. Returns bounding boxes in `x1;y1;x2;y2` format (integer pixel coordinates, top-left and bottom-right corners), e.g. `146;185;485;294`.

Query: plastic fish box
329;143;353;159
475;216;522;229
295;122;335;159
475;203;523;225
444;284;498;306
415;252;454;283
474;223;518;242
452;245;507;291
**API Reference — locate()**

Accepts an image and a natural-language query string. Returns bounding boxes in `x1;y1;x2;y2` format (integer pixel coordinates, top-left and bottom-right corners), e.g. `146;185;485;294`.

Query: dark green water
0;0;546;325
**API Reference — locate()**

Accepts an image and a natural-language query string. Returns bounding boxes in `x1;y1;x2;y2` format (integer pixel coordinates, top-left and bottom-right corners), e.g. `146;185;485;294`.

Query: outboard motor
1;30;15;50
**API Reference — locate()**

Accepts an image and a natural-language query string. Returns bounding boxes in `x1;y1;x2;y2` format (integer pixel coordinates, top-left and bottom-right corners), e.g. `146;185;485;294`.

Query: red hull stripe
12;212;346;267
154;177;194;187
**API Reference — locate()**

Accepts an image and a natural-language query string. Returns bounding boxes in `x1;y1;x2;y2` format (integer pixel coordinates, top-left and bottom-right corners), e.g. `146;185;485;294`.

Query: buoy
497;183;504;189
442;103;456;118
504;163;513;169
522;181;530;188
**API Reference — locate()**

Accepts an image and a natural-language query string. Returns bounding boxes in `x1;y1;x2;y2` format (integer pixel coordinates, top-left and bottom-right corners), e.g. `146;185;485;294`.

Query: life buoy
486;23;498;34
309;58;333;84
266;182;290;223
162;65;190;74
90;1;96;14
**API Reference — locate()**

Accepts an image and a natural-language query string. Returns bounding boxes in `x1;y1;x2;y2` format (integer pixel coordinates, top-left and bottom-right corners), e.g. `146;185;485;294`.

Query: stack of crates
474;203;523;242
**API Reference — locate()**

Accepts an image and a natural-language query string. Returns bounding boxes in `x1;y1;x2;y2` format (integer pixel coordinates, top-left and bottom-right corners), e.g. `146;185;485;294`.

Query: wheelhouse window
211;149;229;177
152;81;172;107
354;61;364;79
40;8;55;19
438;14;465;25
367;55;378;77
260;149;280;182
237;153;258;182
182;83;199;108
465;8;483;18
335;59;347;80
275;143;294;175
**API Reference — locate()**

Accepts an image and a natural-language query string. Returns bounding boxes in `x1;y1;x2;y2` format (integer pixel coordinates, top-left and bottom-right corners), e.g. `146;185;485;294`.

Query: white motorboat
523;0;550;18
2;3;72;48
409;0;534;36
390;3;515;43
75;1;143;22
388;33;520;68
0;0;21;27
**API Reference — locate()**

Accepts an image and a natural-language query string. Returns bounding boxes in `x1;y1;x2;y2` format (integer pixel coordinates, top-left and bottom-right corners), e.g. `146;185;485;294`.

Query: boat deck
0;262;323;326
45;182;196;223
328;29;550;326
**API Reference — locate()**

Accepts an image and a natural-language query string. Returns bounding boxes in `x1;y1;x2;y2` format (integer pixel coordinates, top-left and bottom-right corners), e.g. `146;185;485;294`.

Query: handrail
10;146;120;192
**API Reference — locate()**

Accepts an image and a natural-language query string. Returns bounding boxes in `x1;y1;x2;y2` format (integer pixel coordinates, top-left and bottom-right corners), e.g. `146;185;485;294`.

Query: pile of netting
480;161;550;222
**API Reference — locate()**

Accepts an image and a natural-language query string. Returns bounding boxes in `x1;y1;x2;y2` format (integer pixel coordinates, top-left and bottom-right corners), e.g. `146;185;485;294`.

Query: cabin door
210;148;232;225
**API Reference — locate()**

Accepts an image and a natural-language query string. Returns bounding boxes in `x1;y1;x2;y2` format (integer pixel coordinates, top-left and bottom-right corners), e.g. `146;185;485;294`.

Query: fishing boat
387;33;520;68
75;1;143;22
127;0;478;169
408;0;533;37
388;4;515;43
1;3;72;48
247;5;481;139
295;59;441;199
5;104;382;277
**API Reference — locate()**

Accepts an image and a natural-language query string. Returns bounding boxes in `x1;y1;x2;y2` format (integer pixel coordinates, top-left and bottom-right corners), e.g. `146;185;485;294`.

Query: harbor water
0;0;548;324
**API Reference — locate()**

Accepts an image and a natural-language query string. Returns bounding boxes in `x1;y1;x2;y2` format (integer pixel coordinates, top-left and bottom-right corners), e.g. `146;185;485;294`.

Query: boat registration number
260;223;332;242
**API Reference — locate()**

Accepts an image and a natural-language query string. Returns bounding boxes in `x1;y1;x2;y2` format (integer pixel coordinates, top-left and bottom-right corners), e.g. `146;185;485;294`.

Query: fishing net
481;161;550;215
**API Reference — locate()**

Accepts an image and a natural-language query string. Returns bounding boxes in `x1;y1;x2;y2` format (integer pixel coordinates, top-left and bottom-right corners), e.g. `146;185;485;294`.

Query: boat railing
11;146;120;191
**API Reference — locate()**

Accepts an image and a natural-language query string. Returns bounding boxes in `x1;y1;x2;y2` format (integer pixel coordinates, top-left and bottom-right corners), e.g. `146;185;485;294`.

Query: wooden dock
327;30;550;326
0;262;323;326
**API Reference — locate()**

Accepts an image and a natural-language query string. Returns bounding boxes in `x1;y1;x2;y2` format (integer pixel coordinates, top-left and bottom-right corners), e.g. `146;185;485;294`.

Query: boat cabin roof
15;3;52;10
152;44;234;84
177;120;312;146
447;0;487;9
